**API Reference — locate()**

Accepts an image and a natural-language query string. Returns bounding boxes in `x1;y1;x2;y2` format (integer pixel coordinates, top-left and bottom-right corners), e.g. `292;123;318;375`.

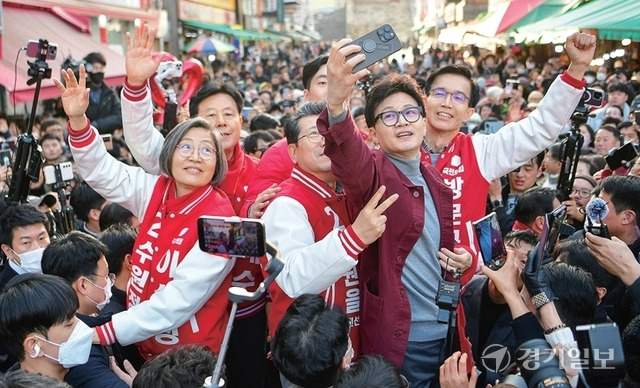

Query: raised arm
121;23;165;175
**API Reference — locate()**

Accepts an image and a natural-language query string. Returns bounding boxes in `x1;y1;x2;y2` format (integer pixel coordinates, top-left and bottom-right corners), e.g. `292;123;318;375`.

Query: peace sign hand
351;186;399;245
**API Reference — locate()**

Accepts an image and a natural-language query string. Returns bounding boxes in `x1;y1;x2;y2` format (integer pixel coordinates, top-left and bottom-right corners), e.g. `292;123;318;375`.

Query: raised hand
326;38;370;116
125;23;164;86
54;65;90;130
565;32;596;80
351;186;399;245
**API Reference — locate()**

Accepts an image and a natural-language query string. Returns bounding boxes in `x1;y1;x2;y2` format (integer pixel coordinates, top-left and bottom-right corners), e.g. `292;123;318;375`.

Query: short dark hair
98;202;136;231
554;239;615;293
0;204;49;248
41;231;108;284
39;133;62;145
40;119;63;134
607;82;629;95
69;181;106;223
546;142;563;162
504;229;539;247
132;344;218;388
424;65;480;107
334;355;406;388
99;224;137;277
544;262;598;330
243;130;275;154
302;56;329;91
271;294;350;388
249;113;281;132
189;80;244;117
599;175;640;226
283;102;327;144
0;369;74;387
365;74;426;128
83;52;106;66
514;187;558;226
0;273;78;361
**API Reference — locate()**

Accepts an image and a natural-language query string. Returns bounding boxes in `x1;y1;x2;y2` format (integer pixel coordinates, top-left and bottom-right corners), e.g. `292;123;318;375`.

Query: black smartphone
346;24;403;74
472;212;507;270
0;149;11;167
605;142;638;170
198;216;266;257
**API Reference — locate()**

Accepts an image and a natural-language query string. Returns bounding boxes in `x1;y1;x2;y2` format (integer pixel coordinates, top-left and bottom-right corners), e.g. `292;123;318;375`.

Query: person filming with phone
55;60;237;373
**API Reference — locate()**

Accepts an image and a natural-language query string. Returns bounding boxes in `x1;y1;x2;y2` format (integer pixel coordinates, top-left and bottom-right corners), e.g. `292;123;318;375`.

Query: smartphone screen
198;216;266;257
605;142;638;170
472;212;506;268
0;149;11;167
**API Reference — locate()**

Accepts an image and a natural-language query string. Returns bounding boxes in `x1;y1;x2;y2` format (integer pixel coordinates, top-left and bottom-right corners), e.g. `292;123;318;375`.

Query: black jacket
85;83;122;135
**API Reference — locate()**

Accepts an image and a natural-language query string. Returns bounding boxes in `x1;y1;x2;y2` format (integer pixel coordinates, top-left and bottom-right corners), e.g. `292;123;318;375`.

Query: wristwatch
491;199;503;209
532;292;552;309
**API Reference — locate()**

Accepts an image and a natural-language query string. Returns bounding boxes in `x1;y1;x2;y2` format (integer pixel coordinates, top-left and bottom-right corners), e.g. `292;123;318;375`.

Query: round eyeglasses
297;130;323;144
374;106;423;127
176;143;216;160
428;88;470;105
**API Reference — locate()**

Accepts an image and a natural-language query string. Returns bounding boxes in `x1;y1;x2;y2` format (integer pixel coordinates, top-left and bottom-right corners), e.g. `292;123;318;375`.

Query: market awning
182;21;283;42
469;0;546;38
1;6;126;104
516;0;640;41
505;0;583;34
265;29;310;42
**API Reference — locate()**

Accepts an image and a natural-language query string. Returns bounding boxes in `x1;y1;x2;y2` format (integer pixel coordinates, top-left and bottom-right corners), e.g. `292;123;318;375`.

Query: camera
198;216;266;257
26;40;57;60
580;88;604;107
436;279;460;324
155;61;183;82
515;339;571;388
43;162;74;185
346;24;403;74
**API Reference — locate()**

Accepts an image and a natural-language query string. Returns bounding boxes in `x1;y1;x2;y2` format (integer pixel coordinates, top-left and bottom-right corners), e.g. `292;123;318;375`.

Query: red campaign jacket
240;138;294;216
318;109;475;368
265;167;363;358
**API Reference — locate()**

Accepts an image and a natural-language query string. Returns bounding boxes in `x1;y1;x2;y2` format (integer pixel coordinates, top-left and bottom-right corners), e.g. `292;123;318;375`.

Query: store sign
186;0;235;11
179;0;236;24
85;0;141;9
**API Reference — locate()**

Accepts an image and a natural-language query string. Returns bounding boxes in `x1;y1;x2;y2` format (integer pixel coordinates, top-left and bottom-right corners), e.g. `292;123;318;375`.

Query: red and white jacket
68;122;235;359
261;166;366;358
121;82;264;319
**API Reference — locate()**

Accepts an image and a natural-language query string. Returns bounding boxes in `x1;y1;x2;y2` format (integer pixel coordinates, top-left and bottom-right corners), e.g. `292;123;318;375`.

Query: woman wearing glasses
55;65;236;362
563;175;598;231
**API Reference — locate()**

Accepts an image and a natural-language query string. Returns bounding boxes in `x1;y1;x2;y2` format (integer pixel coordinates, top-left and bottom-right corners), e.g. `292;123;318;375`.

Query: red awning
1;6;126;104
470;0;547;38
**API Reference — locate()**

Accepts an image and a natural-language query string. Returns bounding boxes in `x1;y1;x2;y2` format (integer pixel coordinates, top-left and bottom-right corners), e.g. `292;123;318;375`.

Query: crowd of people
0;22;639;388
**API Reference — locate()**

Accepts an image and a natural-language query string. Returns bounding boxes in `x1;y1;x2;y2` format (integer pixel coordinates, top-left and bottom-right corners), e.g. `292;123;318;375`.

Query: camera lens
516;339;571;388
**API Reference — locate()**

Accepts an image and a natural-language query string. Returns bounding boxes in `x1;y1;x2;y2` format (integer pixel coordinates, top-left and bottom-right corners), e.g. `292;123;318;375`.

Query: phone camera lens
377;28;385;35
383;25;391;32
384;33;392;40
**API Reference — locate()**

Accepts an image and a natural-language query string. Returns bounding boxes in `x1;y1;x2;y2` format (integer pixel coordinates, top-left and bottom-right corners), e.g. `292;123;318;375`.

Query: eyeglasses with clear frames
374;106;423;127
88;273;116;289
176;143;216;160
429;88;470;105
297;130;323;144
572;189;592;198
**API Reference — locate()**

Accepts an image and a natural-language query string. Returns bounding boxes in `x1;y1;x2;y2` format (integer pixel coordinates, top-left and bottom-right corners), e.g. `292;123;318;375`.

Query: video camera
60;55;90;82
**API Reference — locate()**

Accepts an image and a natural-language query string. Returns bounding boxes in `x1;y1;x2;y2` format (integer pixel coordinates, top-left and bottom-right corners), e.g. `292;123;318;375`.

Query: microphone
585;197;609;222
585;197;610;238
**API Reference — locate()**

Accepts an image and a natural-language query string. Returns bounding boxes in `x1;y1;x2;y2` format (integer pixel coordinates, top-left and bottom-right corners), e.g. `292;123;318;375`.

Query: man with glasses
261;102;397;387
41;231;129;387
422;33;596;258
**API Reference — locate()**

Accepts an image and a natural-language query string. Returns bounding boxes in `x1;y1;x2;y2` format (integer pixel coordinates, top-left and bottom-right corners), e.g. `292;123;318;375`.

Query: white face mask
596;72;607;81
85;275;113;311
35;320;93;368
9;247;45;274
585;76;595;85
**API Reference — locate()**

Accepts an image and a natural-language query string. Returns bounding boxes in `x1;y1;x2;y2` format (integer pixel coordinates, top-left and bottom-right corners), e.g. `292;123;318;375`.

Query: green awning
516;0;640;41
507;0;583;33
182;21;283;42
266;28;312;42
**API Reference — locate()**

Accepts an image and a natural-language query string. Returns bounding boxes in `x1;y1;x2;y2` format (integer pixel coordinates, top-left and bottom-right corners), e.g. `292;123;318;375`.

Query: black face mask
89;72;104;86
